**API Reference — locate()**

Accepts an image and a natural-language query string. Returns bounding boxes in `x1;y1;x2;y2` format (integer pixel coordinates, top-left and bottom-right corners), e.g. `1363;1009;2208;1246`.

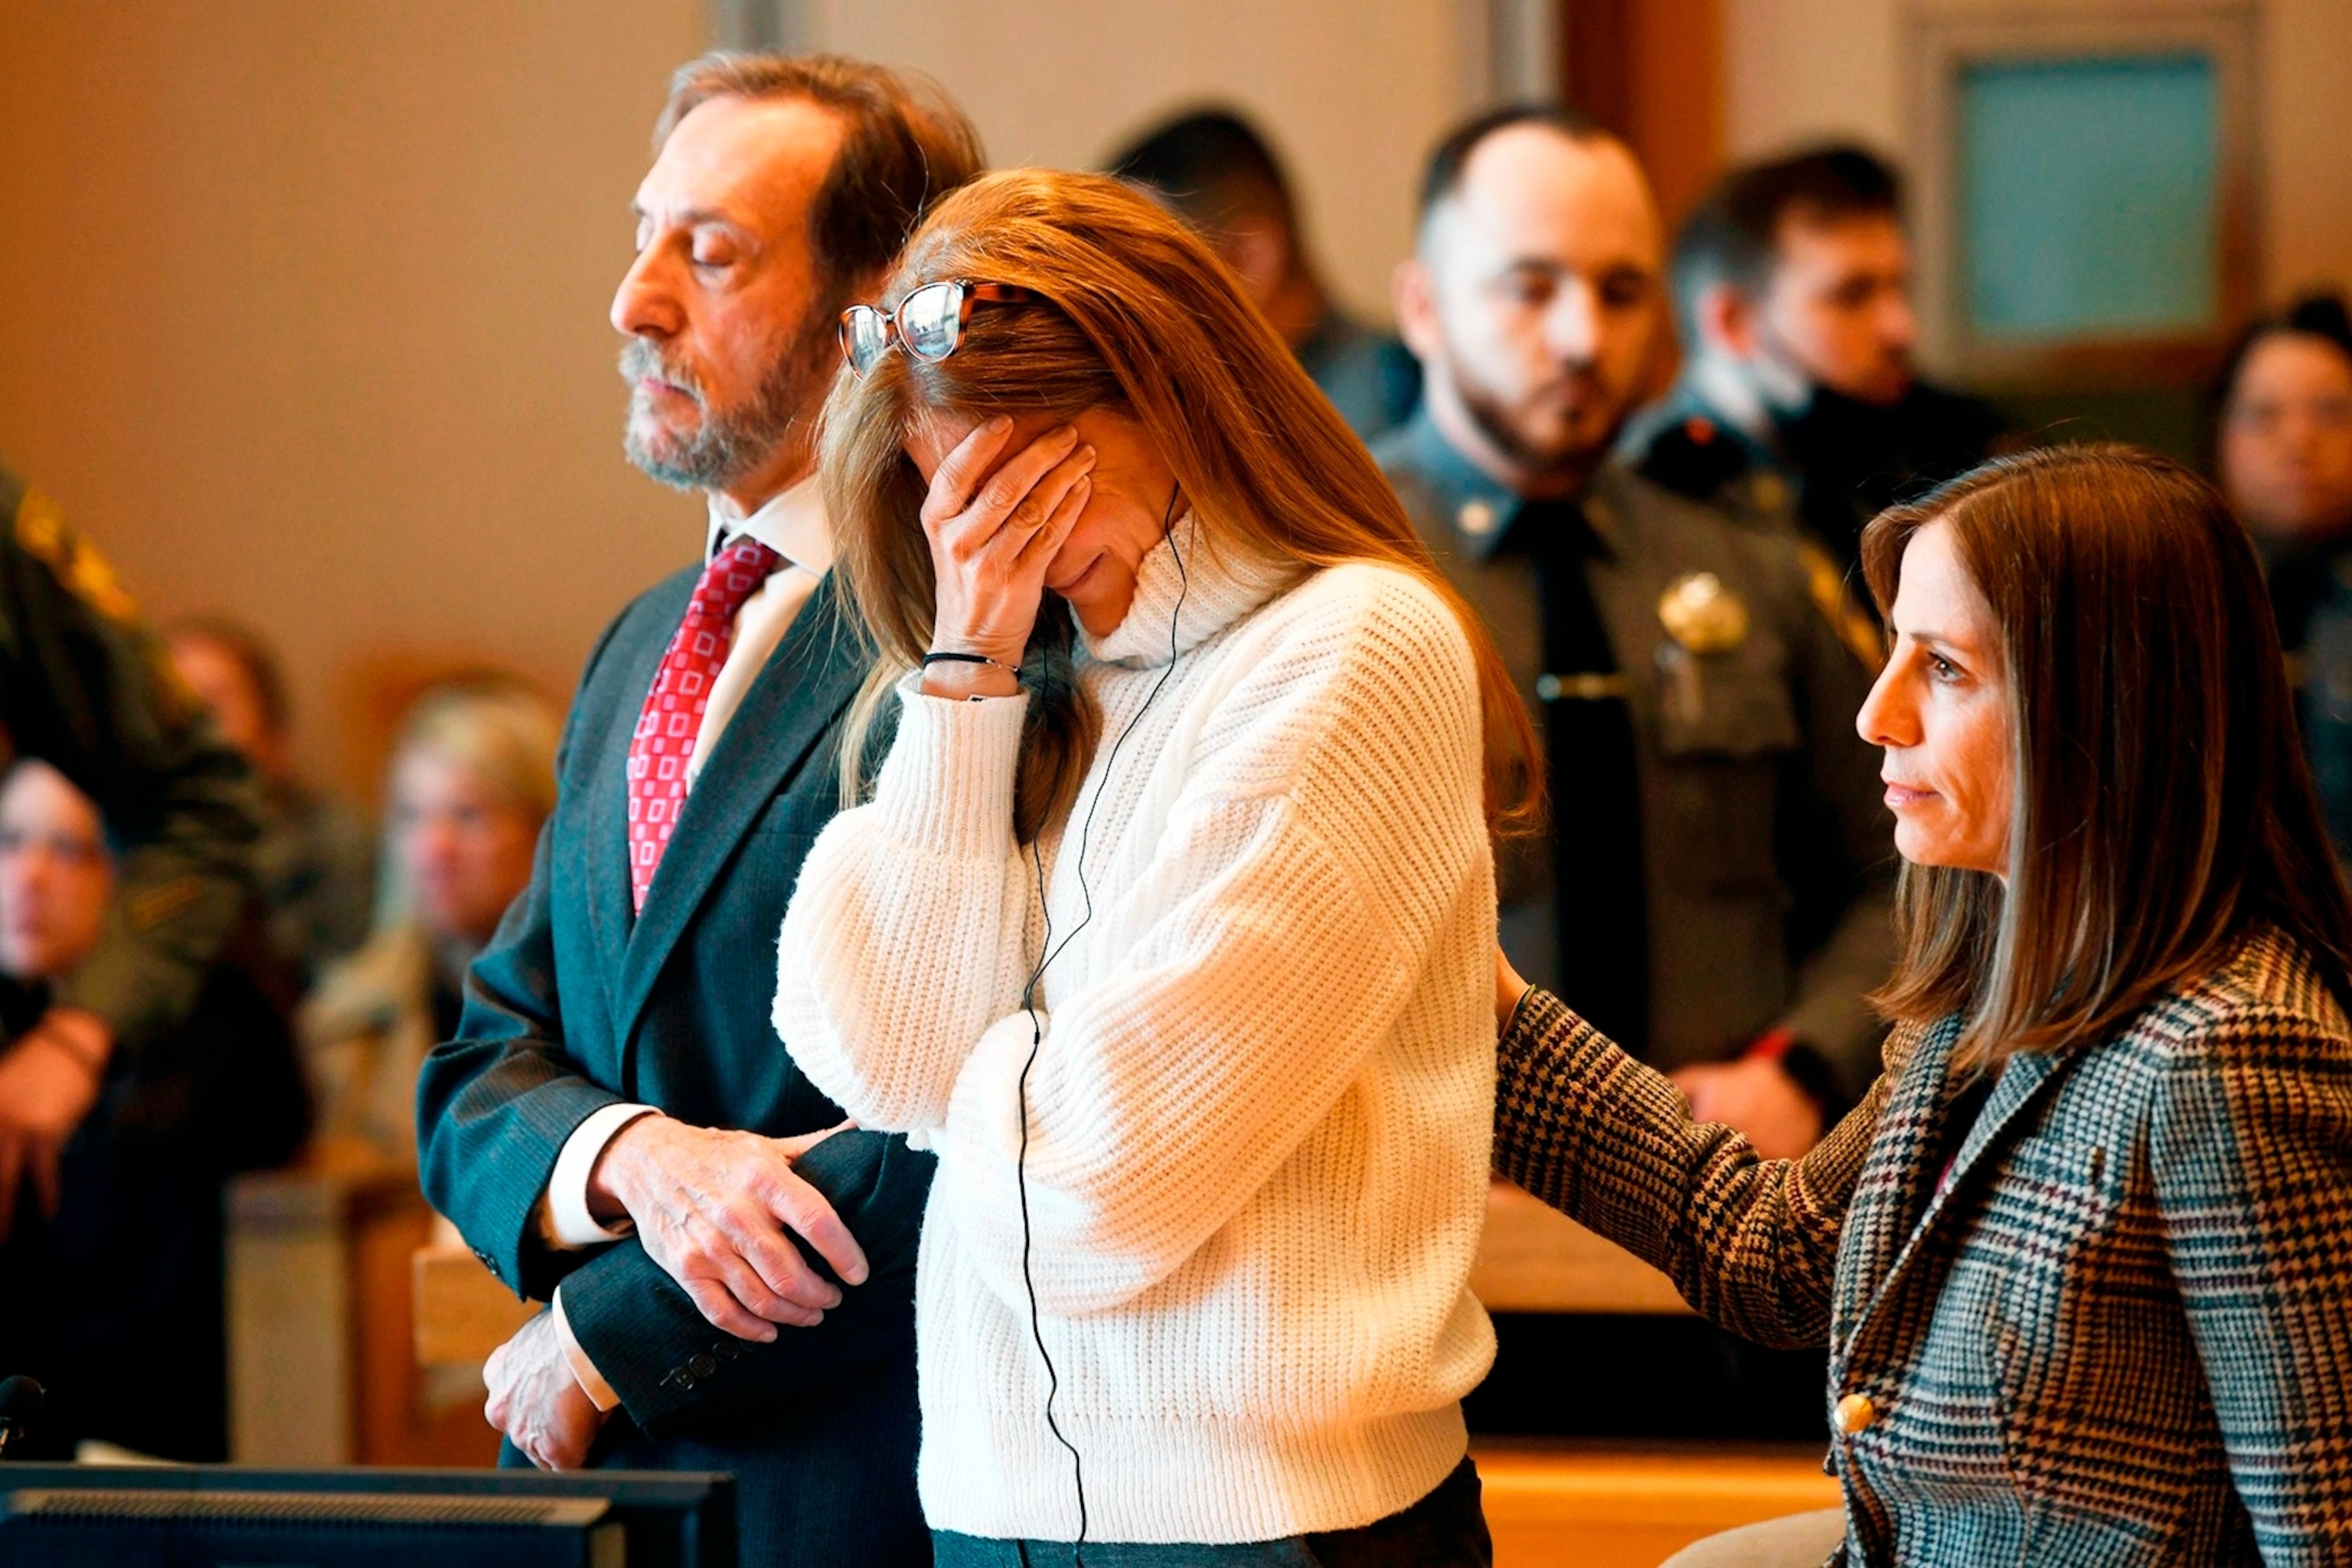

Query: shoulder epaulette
1636;415;1751;503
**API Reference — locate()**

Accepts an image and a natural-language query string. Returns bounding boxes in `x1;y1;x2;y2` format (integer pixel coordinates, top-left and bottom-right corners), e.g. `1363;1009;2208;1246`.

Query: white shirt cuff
551;1287;622;1413
540;1102;659;1250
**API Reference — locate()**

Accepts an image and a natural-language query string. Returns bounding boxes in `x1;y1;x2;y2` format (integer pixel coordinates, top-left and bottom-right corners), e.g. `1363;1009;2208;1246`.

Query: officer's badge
14;489;139;622
1657;571;1748;655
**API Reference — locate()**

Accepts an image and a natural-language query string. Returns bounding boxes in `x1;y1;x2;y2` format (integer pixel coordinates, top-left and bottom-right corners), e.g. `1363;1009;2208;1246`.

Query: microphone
0;1376;44;1459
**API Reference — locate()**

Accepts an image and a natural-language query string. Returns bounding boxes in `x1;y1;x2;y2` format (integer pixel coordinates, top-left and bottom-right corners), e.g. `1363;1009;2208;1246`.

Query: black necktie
1504;498;1651;1050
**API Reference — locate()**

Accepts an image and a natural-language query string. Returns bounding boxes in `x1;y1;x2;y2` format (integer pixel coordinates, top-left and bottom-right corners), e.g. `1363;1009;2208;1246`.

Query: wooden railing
1470;1178;1691;1315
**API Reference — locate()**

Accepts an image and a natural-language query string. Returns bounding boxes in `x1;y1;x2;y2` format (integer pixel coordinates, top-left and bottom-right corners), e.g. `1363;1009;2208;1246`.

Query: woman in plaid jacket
1495;446;2352;1566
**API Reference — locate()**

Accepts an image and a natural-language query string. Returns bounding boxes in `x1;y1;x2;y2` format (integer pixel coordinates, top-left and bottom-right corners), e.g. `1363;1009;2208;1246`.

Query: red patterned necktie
626;536;784;912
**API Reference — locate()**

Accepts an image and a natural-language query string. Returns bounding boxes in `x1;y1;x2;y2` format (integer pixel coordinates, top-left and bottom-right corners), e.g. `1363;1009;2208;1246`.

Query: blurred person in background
0;466;263;1446
2215;293;2352;864
166;615;376;998
1625;145;2006;576
301;681;555;1164
0;760;305;1462
1109;106;1420;440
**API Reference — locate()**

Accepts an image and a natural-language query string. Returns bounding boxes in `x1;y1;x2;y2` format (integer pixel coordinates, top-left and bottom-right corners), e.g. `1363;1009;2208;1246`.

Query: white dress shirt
539;474;832;1409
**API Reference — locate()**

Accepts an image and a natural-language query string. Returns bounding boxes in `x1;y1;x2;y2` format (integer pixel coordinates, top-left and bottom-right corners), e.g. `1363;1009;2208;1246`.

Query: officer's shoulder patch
14;488;140;622
1638;417;1750;503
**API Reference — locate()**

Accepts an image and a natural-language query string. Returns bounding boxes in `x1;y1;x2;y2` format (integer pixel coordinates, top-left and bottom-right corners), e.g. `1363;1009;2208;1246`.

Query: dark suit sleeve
557;1130;933;1438
415;615;629;1301
1770;545;1897;1101
1;485;260;1051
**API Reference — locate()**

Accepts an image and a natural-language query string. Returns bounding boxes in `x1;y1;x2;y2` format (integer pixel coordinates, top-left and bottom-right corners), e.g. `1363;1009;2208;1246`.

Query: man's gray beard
619;332;827;493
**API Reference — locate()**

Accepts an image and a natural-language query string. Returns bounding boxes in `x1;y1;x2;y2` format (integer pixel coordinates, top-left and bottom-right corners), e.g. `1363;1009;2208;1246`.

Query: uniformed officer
2216;293;2352;865
1622;144;2006;578
1379;106;1892;1159
0;464;260;1243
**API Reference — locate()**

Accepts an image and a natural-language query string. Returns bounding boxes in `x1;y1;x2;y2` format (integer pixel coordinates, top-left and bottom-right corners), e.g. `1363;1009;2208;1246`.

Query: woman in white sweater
772;170;1536;1563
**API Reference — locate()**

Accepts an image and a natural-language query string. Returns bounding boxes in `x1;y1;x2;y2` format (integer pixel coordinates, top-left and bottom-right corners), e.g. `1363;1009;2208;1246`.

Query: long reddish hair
819;169;1537;842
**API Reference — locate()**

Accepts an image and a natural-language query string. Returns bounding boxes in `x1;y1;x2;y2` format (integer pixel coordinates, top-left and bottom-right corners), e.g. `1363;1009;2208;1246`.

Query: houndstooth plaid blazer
1495;926;2352;1566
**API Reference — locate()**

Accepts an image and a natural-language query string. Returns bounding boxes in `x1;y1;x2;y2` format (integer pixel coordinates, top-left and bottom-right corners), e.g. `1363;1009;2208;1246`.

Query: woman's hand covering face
914;416;1097;675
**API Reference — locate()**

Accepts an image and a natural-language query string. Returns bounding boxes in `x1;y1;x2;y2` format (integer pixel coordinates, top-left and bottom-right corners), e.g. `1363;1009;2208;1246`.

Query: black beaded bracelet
922;650;1022;681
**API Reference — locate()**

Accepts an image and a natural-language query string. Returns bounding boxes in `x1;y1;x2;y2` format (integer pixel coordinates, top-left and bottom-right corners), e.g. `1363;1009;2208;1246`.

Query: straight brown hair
819;169;1539;843
1862;444;2352;1067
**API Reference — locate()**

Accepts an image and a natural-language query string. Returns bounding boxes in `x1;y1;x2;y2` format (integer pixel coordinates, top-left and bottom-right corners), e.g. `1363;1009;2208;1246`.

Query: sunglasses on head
838;279;1040;377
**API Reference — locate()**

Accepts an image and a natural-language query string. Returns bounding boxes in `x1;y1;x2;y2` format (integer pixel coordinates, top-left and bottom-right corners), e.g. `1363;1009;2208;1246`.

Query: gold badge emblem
1657;571;1749;655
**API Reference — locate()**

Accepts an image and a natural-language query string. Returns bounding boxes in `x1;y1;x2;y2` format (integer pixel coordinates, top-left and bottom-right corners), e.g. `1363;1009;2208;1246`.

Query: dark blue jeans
932;1456;1488;1567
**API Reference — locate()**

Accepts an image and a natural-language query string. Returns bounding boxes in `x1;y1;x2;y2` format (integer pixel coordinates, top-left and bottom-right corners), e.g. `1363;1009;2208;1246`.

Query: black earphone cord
1014;481;1188;1562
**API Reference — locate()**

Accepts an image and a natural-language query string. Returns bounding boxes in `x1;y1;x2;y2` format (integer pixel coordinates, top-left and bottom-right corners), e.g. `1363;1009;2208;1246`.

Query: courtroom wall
0;1;1489;790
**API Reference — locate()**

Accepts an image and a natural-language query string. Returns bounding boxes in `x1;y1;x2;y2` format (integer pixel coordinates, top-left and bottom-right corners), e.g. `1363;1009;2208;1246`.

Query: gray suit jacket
1497;929;2352;1565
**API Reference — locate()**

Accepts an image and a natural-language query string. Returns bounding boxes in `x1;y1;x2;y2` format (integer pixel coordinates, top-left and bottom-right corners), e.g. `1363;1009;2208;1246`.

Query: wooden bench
1471;1186;1826;1563
1475;1442;1840;1566
1472;1178;1690;1315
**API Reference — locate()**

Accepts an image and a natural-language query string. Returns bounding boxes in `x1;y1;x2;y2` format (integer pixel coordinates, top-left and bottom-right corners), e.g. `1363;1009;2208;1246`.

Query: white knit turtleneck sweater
773;518;1498;1544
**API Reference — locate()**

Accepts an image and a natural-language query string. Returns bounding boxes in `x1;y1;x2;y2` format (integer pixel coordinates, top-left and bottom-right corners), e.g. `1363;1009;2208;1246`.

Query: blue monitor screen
1958;52;2218;341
